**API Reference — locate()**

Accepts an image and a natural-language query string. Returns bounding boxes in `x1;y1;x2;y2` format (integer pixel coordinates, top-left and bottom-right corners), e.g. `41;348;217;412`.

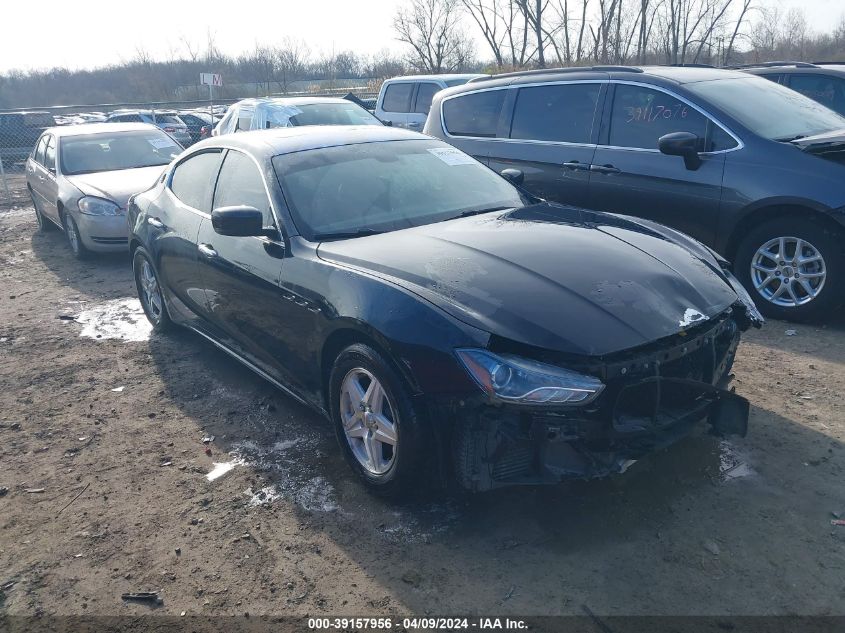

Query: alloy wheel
339;368;398;475
139;260;164;323
65;216;80;255
750;236;826;308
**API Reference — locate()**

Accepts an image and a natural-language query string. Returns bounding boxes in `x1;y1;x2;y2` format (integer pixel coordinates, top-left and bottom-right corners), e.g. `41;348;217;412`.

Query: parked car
213;97;381;136
737;61;845;117
107;109;192;147
374;74;484;129
27;122;182;258
425;65;845;321
0;111;57;167
127;125;761;497
177;110;218;145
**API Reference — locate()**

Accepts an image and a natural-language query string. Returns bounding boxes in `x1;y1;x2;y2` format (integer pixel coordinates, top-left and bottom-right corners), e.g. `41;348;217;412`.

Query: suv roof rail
812;61;845;66
729;61;819;69
467;65;643;83
668;63;715;68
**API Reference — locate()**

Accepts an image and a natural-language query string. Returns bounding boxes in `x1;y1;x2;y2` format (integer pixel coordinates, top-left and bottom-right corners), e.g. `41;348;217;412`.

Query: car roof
742;63;845;75
443;65;751;96
232;97;358;108
46;122;164;137
189;125;425;156
384;74;485;83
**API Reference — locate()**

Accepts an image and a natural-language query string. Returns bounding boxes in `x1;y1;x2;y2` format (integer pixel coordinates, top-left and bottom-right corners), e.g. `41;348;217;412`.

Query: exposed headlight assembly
456;349;605;406
78;196;122;216
724;270;764;326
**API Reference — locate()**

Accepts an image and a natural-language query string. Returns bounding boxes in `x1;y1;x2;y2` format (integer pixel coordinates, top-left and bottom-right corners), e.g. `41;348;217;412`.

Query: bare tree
461;0;507;66
394;0;475;72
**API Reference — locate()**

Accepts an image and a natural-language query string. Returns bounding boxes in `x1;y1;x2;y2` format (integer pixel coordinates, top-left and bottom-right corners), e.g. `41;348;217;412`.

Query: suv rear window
510;83;600;143
155;114;182;125
382;83;413;113
442;90;505;138
414;83;441;114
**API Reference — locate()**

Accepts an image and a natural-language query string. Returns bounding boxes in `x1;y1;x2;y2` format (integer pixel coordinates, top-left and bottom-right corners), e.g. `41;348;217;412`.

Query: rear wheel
735;218;843;321
63;213;88;259
329;343;425;498
133;248;172;332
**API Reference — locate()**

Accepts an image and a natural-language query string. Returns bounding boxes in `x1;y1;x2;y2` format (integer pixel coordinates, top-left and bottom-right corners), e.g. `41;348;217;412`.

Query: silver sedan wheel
65;216;80;254
139;260;163;322
750;236;826;308
339;368;398;475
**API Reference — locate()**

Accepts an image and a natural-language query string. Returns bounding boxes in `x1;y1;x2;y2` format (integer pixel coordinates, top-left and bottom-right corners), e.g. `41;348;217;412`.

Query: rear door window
33;135;48;164
442;89;506;137
788;74;845;114
414;82;441;114
510;83;601;143
236;107;254;132
169;150;224;212
382;83;413;113
607;84;708;150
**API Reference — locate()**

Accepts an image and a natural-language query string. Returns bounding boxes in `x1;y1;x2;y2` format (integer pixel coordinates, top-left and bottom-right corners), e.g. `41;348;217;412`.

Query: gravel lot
1;175;844;621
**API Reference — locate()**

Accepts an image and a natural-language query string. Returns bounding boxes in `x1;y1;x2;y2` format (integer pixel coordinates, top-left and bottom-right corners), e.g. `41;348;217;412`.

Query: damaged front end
451;307;751;492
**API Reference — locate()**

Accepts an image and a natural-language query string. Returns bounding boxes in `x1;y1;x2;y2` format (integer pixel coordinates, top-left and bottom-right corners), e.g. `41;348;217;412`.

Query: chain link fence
0;87;377;208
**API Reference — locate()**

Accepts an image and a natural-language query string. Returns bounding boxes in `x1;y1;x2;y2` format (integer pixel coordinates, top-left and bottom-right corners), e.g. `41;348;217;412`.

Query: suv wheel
329;343;425;498
736;218;843;321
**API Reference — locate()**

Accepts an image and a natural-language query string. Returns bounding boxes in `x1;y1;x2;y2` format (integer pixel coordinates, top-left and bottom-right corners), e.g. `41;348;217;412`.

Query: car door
486;81;604;207
194;149;291;375
27;135;51;216
39;134;60;222
154;149;224;319
409;81;441;131
378;81;414;127
588;82;733;245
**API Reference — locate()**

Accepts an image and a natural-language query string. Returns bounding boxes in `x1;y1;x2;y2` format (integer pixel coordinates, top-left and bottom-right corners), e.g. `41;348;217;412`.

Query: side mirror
500;168;525;186
211;206;264;237
658;132;702;170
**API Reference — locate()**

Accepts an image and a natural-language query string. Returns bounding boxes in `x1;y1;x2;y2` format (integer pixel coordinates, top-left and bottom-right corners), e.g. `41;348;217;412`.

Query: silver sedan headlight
456;349;605;405
78;196;122;216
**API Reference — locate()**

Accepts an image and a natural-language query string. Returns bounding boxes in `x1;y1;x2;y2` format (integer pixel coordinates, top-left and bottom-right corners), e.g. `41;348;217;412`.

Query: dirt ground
1;172;844;621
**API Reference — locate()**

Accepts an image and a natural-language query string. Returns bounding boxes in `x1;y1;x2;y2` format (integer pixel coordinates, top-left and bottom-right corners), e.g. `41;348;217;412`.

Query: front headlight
456;349;605;406
724;270;765;326
78;196;122;216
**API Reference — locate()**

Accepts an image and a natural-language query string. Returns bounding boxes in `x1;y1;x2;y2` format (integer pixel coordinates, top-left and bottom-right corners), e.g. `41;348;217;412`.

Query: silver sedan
26;122;183;258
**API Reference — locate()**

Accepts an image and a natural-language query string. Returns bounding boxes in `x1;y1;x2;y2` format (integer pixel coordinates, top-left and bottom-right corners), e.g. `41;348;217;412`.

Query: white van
374;74;484;129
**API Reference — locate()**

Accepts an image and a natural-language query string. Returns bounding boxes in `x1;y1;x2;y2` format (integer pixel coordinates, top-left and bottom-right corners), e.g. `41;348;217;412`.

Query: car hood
317;204;742;356
66;165;165;208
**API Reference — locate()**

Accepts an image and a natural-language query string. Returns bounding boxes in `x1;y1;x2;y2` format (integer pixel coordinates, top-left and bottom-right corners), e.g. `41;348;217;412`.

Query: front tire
63;213;88;259
329;343;425;498
133;248;173;333
735;218;843;322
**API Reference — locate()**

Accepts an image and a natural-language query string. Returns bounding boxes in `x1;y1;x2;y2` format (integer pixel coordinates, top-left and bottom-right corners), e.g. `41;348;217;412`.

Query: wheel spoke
373;414;397;446
754;275;773;291
347;376;366;404
346;421;368;439
364;379;385;414
363;432;379;470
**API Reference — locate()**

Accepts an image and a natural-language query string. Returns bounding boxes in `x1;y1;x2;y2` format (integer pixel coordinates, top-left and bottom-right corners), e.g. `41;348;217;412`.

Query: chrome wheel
65;216;80;254
750;236;826;308
139;260;163;322
339;368;398;475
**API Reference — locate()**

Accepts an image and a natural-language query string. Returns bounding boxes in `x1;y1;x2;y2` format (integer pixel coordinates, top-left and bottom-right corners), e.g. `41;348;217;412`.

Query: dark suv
424;66;845;321
0;111;56;167
738;61;845;116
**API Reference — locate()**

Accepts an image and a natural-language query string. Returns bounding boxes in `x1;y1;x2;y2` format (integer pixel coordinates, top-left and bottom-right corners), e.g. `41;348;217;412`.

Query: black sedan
128;126;763;497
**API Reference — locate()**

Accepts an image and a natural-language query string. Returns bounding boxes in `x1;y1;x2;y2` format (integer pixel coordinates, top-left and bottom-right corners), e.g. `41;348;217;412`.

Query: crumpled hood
66;165;165;208
317;204;742;357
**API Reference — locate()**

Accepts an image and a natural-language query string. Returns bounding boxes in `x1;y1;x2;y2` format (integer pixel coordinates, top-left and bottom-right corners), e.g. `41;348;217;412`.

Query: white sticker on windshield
427;147;475;166
148;138;174;149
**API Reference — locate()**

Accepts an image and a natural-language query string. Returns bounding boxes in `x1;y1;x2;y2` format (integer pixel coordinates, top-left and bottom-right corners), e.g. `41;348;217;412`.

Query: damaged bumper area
452;309;749;492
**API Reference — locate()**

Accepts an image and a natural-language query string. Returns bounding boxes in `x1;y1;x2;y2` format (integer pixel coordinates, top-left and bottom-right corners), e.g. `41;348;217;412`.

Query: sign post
200;73;223;134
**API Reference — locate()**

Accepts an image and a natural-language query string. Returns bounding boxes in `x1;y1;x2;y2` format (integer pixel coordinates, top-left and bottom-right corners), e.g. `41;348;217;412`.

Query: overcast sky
0;0;841;73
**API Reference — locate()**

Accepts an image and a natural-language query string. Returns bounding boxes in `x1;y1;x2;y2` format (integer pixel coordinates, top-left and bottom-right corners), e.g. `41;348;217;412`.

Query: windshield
687;77;845;141
273;139;526;240
155;114;182;125
60;130;182;175
262;102;381;129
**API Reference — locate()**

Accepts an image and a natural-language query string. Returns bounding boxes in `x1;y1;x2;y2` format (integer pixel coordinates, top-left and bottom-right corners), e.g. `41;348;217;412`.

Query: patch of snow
74;298;152;342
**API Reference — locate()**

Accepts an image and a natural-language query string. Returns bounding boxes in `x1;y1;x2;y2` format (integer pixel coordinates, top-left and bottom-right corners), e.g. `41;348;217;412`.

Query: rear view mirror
211;206;264;237
500;168;525;186
658;132;702;170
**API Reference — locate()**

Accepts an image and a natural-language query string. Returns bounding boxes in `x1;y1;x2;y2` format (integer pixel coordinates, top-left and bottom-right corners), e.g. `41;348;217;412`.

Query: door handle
562;161;590;171
590;164;621;174
147;217;164;228
408;121;421;128
198;244;218;258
